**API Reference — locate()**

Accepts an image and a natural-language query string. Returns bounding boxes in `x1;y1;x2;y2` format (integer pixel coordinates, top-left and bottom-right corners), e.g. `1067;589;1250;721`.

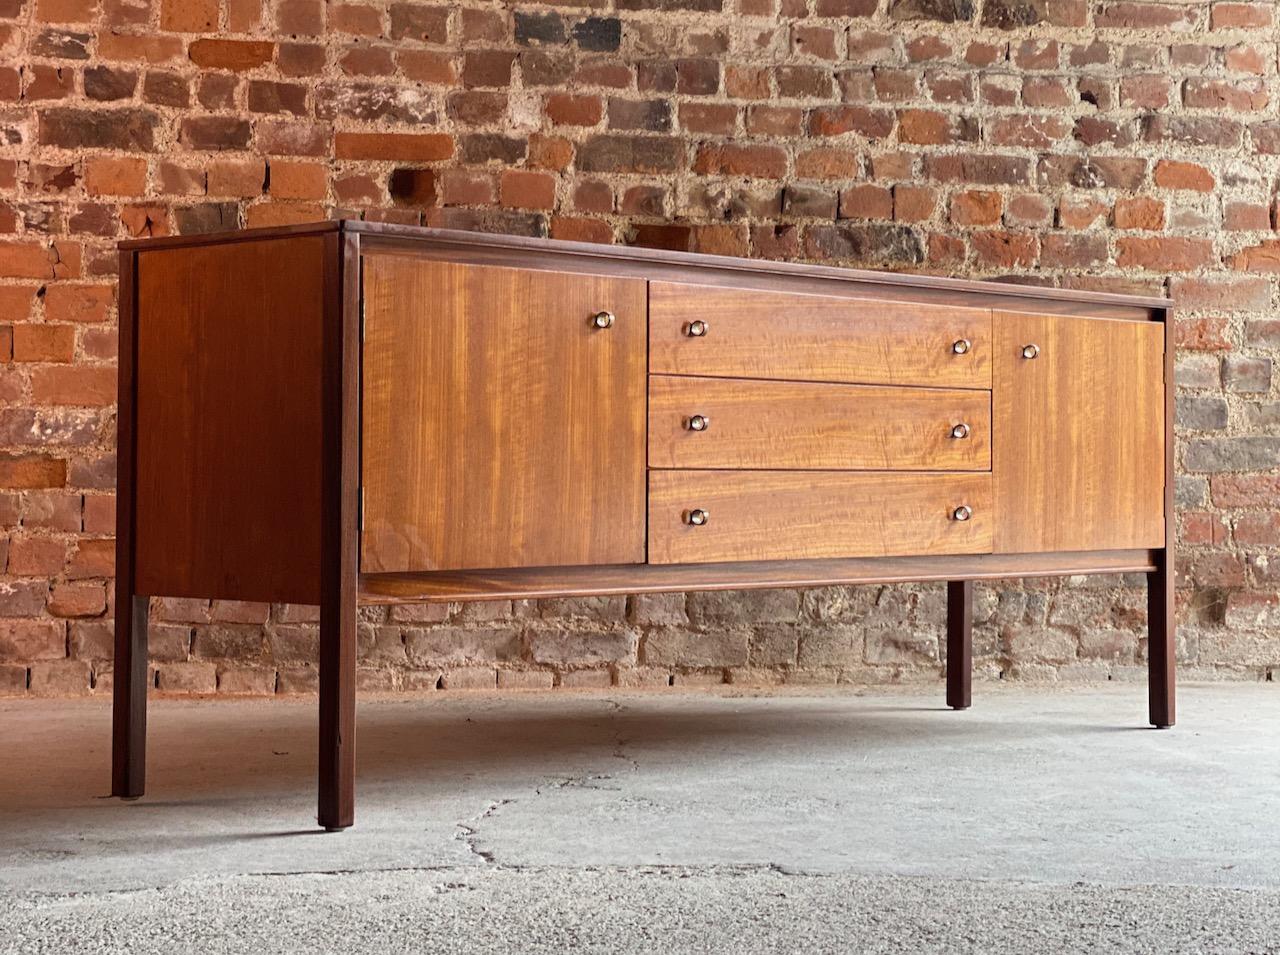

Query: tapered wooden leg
112;594;149;797
317;229;359;831
318;579;356;830
946;580;972;710
1148;551;1175;729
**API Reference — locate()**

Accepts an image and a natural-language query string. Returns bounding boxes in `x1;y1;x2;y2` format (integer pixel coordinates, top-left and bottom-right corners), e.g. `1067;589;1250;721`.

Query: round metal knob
686;414;710;432
952;338;971;355
952;505;972;522
950;422;970;440
686;508;709;526
1022;343;1040;359
592;311;615;329
686;320;709;337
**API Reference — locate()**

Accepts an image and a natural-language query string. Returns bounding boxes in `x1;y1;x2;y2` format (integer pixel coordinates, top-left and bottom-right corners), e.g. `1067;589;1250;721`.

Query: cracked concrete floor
3;684;1280;953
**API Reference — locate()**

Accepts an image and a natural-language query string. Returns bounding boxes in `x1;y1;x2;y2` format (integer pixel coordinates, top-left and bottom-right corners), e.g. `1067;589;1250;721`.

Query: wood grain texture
648;375;991;471
993;311;1165;554
360;550;1155;604
134;235;329;603
648;470;993;565
361;255;647;573
650;282;992;389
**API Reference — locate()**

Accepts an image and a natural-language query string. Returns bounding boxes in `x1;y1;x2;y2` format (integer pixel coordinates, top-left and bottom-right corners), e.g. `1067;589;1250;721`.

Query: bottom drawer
648;470;992;565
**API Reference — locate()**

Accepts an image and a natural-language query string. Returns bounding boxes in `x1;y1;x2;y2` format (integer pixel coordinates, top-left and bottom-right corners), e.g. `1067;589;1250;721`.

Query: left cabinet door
361;255;647;573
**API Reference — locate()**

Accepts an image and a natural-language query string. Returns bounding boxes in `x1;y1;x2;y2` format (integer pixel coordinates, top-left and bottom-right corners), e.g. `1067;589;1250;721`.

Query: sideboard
114;220;1174;831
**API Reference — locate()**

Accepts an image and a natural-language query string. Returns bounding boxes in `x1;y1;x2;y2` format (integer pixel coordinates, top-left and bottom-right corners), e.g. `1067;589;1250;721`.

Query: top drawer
650;281;991;390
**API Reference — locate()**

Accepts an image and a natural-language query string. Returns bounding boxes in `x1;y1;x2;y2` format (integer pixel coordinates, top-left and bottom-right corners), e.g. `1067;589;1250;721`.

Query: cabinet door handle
592;310;615;329
1022;343;1040;359
685;414;710;432
685;320;709;337
952;505;972;522
950;422;970;439
685;508;710;526
952;338;971;355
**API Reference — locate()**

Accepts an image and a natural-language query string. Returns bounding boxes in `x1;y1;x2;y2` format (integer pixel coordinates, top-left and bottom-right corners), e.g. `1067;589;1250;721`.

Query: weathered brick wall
1;0;1277;696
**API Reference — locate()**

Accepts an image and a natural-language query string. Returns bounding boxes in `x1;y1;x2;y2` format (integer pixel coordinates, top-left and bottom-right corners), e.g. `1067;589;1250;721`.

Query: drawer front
648;470;993;565
650;281;991;389
649;375;991;471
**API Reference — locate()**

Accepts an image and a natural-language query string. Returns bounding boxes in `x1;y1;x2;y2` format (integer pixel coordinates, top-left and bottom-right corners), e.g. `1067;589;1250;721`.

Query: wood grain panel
648;375;991;471
993;311;1165;553
650;282;992;389
361;255;646;573
360;550;1158;604
134;235;329;603
648;470;992;565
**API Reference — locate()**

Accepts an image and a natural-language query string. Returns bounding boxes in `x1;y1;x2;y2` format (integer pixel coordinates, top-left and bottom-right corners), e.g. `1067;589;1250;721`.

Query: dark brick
981;0;1047;28
515;11;566;45
889;0;974;21
31;29;89;59
388;3;449;42
39;108;159;151
617;0;721;11
572;17;621;52
388;168;437;207
248;80;308;116
179;116;252;151
142;71;189;108
1176;397;1229;431
459;134;528;165
426;207;548;238
1185;438;1280;473
175;202;240;235
447;91;507;125
578;135;683;174
804;222;925;265
1143;115;1244;149
782;185;837;218
82;66;137;101
520;51;575;87
608;98;672;132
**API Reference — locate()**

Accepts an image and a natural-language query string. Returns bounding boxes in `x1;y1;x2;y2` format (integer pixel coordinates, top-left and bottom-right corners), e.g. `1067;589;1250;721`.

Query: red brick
1117;237;1214;271
693;144;786;179
950;190;1002;227
546;93;602;127
971;231;1038;269
1112;197;1164;231
188;39;275;72
500;170;556;211
837;184;893;221
334;132;454;161
1210;2;1272;29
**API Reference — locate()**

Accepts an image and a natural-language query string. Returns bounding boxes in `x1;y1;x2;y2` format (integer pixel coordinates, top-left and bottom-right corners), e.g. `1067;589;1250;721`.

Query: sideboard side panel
133;235;331;603
993;310;1165;554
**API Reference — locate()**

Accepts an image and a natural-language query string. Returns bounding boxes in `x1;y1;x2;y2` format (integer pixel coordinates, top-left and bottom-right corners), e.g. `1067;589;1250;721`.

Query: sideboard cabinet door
361;256;647;573
993;311;1165;554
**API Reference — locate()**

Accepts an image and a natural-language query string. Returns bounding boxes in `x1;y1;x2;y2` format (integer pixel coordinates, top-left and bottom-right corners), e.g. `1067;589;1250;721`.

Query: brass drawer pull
592;310;615;329
1022;343;1039;359
686;414;710;432
952;505;972;522
952;338;971;355
686;319;709;337
950;422;970;440
685;508;710;526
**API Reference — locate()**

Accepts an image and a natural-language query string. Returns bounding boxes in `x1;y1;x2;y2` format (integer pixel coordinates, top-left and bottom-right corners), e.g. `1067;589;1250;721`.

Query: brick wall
1;0;1277;696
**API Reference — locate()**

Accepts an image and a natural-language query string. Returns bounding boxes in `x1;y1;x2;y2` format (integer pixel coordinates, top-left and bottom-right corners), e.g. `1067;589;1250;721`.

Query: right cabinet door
993;311;1165;554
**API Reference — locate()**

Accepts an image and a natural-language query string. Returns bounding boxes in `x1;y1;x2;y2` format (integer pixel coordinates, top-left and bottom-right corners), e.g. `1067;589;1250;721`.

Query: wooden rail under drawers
113;221;1176;831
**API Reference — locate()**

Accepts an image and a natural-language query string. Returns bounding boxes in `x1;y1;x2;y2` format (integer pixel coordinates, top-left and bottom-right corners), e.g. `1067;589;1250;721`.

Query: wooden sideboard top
119;219;1171;318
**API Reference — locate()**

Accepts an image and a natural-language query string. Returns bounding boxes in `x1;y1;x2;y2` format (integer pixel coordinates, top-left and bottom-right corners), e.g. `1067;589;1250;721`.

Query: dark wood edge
118;220;341;250
358;550;1158;604
120;220;1168;317
111;249;145;795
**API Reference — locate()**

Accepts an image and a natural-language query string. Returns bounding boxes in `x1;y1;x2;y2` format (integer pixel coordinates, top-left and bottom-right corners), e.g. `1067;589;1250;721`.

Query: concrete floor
2;684;1280;953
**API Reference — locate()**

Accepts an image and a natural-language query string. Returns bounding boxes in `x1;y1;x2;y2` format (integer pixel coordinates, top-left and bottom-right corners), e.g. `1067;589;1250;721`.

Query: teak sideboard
114;220;1174;830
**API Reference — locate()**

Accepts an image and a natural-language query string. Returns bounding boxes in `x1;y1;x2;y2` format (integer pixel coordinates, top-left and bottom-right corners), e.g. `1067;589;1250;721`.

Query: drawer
650;281;991;390
648;470;992;565
649;375;991;471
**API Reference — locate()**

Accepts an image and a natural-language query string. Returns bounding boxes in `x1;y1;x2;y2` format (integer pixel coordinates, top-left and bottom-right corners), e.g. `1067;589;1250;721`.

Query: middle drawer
649;375;991;471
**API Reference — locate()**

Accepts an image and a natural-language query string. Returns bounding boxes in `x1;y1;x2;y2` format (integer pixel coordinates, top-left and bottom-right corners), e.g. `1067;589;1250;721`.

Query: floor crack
454;798;513;865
